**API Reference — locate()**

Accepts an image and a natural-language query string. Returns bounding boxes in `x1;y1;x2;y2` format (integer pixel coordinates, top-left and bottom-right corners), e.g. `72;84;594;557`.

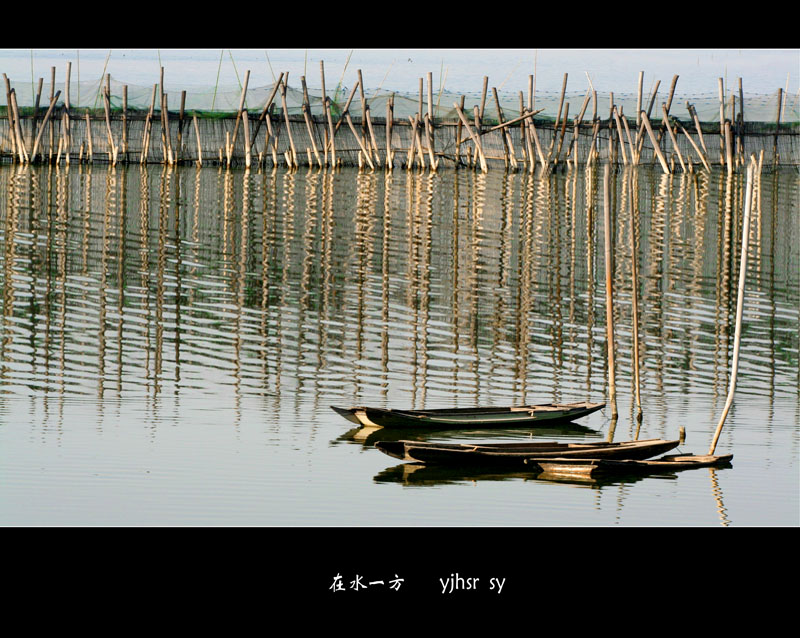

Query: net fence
5;77;799;125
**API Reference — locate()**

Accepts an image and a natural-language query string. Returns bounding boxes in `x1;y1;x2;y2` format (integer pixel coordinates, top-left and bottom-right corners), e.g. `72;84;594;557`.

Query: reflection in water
1;164;797;426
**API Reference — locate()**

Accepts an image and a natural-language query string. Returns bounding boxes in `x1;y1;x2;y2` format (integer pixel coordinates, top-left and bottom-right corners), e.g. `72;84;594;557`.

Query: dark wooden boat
375;438;681;466
530;453;734;477
332;401;604;429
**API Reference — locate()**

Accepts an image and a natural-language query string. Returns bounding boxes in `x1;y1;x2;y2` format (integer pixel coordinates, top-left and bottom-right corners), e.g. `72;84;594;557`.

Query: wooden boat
530;453;733;477
332;401;604;429
375;438;681;466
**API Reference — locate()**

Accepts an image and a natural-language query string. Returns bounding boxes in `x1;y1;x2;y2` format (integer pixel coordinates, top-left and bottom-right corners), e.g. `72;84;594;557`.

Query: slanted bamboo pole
280;77;298;168
423;114;437;170
492;87;514;170
365;105;381;167
676;121;711;172
454;102;487;173
547;73;568;165
141;84;157;164
641;110;670;174
242;109;251;168
10;89;28;162
84;110;93;163
32;77;43;149
661;103;685;172
612;106;629;166
603;163;618;420
709;156;757;455
192;113;202;166
4;75;18;161
426;71;435;165
31;90;61;162
102;85;117;165
229;69;250;162
250;72;283;147
455;94;465;168
345;108;374;170
48;67;55;162
300;75;322;167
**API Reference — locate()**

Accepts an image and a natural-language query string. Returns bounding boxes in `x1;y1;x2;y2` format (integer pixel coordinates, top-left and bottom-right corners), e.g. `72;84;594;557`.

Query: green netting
5;77;799;124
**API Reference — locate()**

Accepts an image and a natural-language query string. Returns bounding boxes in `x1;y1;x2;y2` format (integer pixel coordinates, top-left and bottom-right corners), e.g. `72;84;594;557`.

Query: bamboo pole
32;77;43;149
773;87;783;164
48;67;55;162
454;95;465;168
454;103;487;172
122;85;128;159
141;84;157;164
636;71;643;128
3;74;17;160
102;85;117;165
385;94;394;168
30;90;61;162
365;105;381;167
628;171;642;422
547;73;568;165
724;119;734;175
603;163;618;420
320;62;330;166
10;90;28;162
64;62;71;164
426;71;435;166
177;90;186;164
162;93;173;165
345;109;374;170
641;110;670;174
676;121;712;171
242;109;251;168
250;72;283;147
553;102;569;166
492;87;513;170
84;110;93;163
300;75;322;167
709;156;757;455
612;106;629;166
280;77;298;168
229;69;250;162
718;78;725;164
423;114;437;170
661;103;686;172
193;113;202;166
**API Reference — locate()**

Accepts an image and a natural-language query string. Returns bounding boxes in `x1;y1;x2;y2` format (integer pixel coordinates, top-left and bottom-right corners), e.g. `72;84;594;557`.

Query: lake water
0;161;797;527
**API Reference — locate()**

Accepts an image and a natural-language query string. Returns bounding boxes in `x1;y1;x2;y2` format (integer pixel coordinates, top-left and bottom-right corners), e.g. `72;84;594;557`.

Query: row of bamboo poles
2;63;792;173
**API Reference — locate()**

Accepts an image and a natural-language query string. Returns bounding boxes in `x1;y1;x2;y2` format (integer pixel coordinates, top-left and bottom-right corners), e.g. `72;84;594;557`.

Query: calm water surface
0;162;797;526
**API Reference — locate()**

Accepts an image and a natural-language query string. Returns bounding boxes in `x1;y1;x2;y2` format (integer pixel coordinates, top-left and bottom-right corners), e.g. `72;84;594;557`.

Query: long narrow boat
531;453;734;477
374;438;681;466
332;401;604;429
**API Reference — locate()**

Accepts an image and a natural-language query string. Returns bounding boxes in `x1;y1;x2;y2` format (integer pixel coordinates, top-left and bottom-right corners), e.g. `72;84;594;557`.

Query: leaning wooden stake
628;171;642;422
641;110;670;174
709;156;757;455
30;90;61;162
603;163;618;419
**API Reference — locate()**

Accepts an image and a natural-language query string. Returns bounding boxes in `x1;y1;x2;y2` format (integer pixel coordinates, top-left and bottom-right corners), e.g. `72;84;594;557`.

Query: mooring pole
709;156;756;455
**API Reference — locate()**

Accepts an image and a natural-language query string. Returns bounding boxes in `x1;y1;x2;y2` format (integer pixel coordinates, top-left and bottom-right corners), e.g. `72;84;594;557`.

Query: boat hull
375;438;681;466
332;402;604;429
